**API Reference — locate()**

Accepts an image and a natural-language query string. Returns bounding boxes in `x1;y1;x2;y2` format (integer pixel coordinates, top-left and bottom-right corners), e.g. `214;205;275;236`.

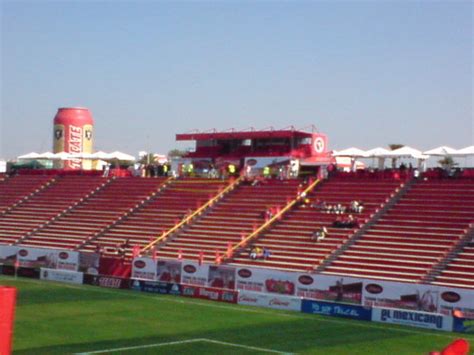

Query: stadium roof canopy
176;127;313;141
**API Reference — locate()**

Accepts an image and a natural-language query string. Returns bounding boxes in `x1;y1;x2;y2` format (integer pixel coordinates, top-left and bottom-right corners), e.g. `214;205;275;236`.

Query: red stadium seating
154;179;301;262
18;177;167;250
229;177;402;271
321;178;474;283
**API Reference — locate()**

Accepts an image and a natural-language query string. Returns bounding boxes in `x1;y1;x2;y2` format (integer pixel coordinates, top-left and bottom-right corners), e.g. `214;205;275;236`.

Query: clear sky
1;0;472;160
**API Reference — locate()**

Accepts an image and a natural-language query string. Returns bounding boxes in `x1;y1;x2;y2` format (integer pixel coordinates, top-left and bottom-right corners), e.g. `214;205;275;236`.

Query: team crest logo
313;137;325;153
55;129;63;140
85;130;92;140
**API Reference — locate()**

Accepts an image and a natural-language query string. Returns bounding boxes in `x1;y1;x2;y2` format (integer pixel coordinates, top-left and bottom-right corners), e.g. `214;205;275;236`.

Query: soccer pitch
1;276;472;354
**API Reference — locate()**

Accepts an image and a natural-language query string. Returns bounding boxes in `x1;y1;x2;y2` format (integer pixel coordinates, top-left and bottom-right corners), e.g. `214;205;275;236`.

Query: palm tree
438;156;458;170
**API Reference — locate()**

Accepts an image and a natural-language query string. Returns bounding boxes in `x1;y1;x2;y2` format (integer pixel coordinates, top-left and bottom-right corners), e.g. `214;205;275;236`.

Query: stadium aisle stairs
0;175;105;245
229;176;403;272
321;178;474;283
155;179;301;262
82;177;229;256
17;177;165;250
0;175;54;214
431;236;474;289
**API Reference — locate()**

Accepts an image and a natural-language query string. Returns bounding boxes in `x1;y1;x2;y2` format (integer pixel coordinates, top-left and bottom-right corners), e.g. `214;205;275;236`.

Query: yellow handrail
227;178;321;257
141;176;243;253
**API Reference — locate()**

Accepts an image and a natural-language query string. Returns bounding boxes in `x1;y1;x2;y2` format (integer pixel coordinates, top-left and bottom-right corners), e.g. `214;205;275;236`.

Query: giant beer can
53;107;94;169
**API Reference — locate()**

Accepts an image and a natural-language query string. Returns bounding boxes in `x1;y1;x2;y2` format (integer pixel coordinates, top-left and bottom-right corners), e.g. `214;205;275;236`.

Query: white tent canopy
37;152;56;159
452;145;474;156
108;151;136;161
423;146;458;156
52;152;73;160
383;146;428;159
364;147;391;157
17;152;41;160
332;147;367;157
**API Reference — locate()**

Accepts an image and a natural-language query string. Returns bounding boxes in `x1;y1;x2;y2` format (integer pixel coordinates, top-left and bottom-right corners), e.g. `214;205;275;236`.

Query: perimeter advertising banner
78;252;100;274
296;274;363;304
131;257;157;280
301;299;372;321
238;291;302;312
181;285;238;303
208;265;236;290
157;260;182;283
236;266;296;295
372;307;453;332
83;274;131;289
16;247;79;271
40;268;84;284
181;261;210;286
0;246;18;265
362;280;474;319
130;279;182;296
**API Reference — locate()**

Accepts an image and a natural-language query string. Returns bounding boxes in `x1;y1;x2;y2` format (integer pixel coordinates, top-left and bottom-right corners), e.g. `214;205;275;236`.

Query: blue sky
1;0;472;159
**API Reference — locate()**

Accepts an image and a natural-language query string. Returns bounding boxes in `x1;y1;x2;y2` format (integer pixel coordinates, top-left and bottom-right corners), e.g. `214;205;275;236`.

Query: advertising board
301;299;372;321
131;257;157;280
181;261;209;286
297;274;363;304
181;285;238;303
83;274;131;289
236;266;296;295
238;291;302;311
40;268;83;284
157;260;182;283
130;280;182;296
0;246;18;265
362;280;474;319
208;265;236;290
372;307;453;332
16;247;79;270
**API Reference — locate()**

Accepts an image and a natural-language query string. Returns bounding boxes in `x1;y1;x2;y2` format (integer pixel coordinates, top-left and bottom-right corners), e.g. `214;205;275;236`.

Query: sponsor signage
301;300;372;321
0;265;40;279
238;291;302;312
83;274;131;289
372;307;453;332
16;247;79;270
131;257;157;280
208;265;236;290
181;285;238;303
236;266;296;295
40;268;83;284
361;279;474;319
297;274;363;304
78;252;100;274
181;261;209;287
156;260;182;284
130;280;182;296
56;251;79;271
0;246;18;265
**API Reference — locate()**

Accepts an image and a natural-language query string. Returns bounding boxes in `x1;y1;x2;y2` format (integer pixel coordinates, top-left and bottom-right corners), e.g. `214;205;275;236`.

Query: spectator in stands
250;247;258;260
335;203;345;214
311;200;327;210
262;247;271;260
325;204;334;214
312;227;328;242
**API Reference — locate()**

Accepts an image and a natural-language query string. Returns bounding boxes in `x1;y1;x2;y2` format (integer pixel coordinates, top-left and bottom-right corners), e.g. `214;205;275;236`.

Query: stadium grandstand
1;117;473;352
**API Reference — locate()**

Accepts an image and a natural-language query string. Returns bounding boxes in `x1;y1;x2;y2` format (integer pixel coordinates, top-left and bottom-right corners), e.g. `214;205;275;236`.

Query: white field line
74;338;293;354
2;276;467;340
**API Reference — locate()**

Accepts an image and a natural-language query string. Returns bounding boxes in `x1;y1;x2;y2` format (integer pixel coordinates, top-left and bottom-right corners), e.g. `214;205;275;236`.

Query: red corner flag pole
0;286;17;355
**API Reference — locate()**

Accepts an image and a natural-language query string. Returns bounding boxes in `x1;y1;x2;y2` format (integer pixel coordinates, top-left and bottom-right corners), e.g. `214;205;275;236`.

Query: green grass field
1;276;473;355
